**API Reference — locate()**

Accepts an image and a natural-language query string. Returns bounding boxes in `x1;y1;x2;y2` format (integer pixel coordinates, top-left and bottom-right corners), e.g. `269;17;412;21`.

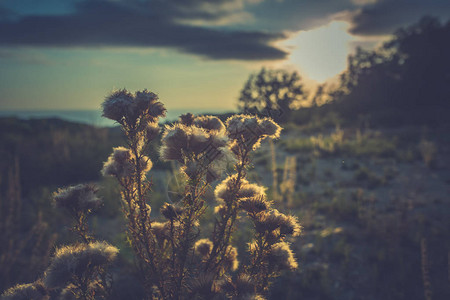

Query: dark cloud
0;0;287;60
349;0;450;35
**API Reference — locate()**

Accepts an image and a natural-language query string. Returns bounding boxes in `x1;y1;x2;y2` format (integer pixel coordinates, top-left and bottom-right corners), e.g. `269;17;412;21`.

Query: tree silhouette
238;68;307;122
330;16;450;126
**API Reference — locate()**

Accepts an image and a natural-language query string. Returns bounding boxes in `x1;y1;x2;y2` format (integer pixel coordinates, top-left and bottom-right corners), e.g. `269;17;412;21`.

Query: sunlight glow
285;21;354;82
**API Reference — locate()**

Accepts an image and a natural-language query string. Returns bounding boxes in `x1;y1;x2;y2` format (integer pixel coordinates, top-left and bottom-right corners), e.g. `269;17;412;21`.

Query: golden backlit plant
100;89;300;299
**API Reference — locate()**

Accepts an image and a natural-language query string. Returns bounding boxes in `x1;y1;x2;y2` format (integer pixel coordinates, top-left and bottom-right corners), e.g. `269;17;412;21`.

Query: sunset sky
0;0;449;111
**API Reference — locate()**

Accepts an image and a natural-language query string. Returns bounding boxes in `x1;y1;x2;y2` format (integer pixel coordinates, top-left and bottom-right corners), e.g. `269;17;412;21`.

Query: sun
284;21;354;83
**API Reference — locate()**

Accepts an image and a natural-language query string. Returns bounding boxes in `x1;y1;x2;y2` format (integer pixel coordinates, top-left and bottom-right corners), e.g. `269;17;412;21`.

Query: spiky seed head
279;215;301;236
179;113;195;126
43;242;118;288
223;246;239;271
102;147;134;178
193;115;226;133
53;184;102;213
146;123;160;141
268;242;298;270
239;196;270;214
237;182;266;199
260;118;282;139
160;203;183;220
235;274;256;295
102;89;134;122
160;124;189;162
194;239;213;257
188;126;210;155
102;89;165;124
1;281;48;300
188;272;220;297
254;209;287;233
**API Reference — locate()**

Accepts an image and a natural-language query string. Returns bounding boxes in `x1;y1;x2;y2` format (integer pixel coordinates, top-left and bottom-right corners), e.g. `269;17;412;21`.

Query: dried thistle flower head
146;122;160;141
188;272;220;297
268;242;298;271
160;203;184;220
1;281;48;300
44;242;118;288
193;115;226;133
237;182;266;199
214;175;240;203
254;209;287;233
102;89;134;123
102;147;134;177
279;215;301;237
225;115;282;150
234;274;256;295
160;124;189;162
194;238;213;257
102;89;166;124
239;196;270;214
53;184;102;213
179;113;195;126
102;147;152;177
223;245;239;271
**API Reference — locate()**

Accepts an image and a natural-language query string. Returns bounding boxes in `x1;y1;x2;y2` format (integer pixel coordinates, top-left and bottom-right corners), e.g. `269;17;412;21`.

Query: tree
238;68;307;122
330;16;450;126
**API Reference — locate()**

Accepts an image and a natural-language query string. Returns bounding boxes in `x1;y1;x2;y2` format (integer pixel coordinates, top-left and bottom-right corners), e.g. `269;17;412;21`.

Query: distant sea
0;108;234;127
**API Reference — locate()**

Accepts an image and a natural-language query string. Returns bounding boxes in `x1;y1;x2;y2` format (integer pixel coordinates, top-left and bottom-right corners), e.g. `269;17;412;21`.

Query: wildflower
44;242;118;288
53;184;102;213
268;242;298;270
226;115;282;150
146;122;160;141
102;147;134;177
134;89;165;121
260;118;282;138
237;182;266;199
188;126;210;155
239;196;270;214
279;215;301;237
234;274;256;295
102;147;152;177
188;273;220;297
193;115;226;133
214;175;240;203
102;89;166;124
179;113;195;126
194;239;213;257
102;89;134;123
254;209;287;233
1;281;48;300
160;203;184;220
160;124;189;162
223;245;239;271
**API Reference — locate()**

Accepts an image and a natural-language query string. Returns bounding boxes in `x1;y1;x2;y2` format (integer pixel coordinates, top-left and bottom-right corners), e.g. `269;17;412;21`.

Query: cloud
0;0;287;60
348;0;450;35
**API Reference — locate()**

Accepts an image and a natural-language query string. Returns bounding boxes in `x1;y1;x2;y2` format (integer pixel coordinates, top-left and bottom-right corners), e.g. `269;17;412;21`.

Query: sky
0;0;449;111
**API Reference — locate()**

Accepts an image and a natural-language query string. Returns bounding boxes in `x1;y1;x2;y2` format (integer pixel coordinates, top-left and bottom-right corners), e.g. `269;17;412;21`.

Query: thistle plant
101;89;300;299
1;182;118;300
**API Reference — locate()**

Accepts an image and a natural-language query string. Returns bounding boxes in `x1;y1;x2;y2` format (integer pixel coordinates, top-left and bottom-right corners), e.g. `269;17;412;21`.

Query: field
1;115;449;299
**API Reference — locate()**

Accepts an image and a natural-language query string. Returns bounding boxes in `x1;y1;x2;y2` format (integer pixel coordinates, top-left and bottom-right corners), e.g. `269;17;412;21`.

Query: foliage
238;68;307;123
330;16;450;126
